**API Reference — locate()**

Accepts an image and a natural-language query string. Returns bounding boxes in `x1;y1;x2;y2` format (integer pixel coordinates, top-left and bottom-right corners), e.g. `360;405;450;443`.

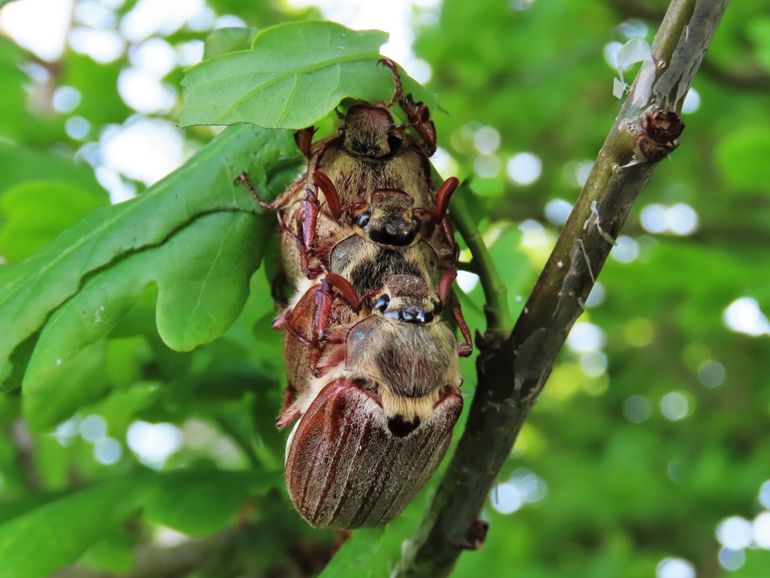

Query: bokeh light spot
752;512;770;549
723;297;770;336
79;414;107;442
697;360;725;388
716;516;753;550
624;395;652;423
544;198;572;225
611;235;639;263
94;437;123;465
473;125;501;154
682;88;701;114
758;480;770;509
661;391;690;421
507;152;542;185
52;86;81;113
718;548;745;571
127;421;182;468
656;557;696;578
624;317;654;347
490;482;523;514
566;322;606;353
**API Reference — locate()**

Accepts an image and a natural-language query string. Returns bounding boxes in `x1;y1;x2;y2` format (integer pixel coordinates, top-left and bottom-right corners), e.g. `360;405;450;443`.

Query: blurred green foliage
0;0;768;577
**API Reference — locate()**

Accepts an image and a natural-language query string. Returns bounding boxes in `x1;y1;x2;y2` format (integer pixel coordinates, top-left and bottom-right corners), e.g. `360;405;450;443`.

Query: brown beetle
281;274;464;528
240;59;473;529
277;266;470;421
236;59;447;283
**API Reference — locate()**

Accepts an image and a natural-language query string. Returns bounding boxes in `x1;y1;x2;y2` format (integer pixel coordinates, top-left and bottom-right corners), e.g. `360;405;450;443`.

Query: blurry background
1;1;769;577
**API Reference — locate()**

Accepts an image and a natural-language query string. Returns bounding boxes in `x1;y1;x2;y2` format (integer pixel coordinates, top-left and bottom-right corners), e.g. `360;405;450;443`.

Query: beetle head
354;189;418;247
341;105;402;158
369;274;442;324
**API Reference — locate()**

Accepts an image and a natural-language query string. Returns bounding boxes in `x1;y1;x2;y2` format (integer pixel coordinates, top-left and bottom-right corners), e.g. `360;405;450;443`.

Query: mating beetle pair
241;60;471;528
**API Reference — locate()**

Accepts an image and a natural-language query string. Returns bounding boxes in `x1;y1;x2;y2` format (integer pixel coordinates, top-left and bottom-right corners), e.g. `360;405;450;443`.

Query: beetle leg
438;269;473;357
451;303;474;357
235;171;303;210
322;273;365;312
339;201;368;216
308;273;364;375
294;127;316;158
433;177;459;223
440;218;459;261
377;58;437;155
277;201;325;278
276;405;301;429
276;384;300;428
378;58;403;106
313;171;343;221
399;94;437;156
275;309;313;346
310;280;342;375
276;209;302;244
438;268;456;306
300;187;321;252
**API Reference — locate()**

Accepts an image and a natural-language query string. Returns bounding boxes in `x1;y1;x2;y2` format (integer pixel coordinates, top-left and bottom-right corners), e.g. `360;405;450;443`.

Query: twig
394;1;728;576
447;184;514;336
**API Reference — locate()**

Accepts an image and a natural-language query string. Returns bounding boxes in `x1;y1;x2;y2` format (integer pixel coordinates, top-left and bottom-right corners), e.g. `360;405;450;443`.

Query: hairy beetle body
248;60;471;529
285;378;462;528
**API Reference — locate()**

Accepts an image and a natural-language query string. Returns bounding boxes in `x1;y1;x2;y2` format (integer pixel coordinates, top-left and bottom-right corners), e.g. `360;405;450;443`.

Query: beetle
235;59;448;283
238;58;474;529
276;172;461;282
281;273;464;528
277;263;470;418
273;191;473;408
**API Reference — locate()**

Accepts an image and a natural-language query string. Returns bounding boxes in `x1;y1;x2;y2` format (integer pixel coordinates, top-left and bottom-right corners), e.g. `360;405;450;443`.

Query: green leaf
203;26;258;60
22;211;264;428
180;21;433;129
78;531;135;574
0;470;274;577
0;124;303;387
146;470;280;536
0;141;104;198
0;477;150;578
0;180;108;262
318;528;385;578
23;340;108;430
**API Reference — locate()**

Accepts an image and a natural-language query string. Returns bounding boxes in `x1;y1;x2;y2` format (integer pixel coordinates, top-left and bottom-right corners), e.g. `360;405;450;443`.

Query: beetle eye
372;294;390;312
357;211;371;228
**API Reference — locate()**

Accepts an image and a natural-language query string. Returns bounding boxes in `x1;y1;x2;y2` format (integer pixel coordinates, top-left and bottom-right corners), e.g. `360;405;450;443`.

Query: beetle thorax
342;105;399;158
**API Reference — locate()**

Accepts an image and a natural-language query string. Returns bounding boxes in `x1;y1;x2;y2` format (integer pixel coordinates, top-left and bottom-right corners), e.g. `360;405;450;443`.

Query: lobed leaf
0;124;303;388
203;26;258;60
21;212;265;428
180;21;434;129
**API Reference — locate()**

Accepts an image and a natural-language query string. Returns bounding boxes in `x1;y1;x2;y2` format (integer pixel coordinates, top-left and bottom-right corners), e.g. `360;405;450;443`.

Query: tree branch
395;1;728;576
